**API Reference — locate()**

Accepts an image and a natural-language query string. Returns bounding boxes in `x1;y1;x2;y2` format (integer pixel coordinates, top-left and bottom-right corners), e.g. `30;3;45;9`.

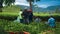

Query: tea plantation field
0;19;60;34
0;6;60;34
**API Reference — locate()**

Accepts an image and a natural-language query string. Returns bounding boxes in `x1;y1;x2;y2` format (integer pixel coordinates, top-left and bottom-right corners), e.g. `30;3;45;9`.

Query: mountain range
16;5;60;12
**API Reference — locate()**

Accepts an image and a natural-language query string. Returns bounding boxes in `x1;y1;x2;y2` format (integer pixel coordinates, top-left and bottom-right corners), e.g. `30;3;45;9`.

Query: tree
0;0;3;12
4;0;15;6
0;0;15;12
27;0;40;12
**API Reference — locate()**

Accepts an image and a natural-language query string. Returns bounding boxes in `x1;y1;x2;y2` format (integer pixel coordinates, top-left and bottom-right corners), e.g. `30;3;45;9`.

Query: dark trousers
29;16;33;22
20;19;23;23
23;18;29;24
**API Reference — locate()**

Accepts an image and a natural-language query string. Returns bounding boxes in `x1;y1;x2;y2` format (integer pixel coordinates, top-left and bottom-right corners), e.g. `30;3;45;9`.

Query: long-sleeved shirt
19;11;23;19
48;17;55;27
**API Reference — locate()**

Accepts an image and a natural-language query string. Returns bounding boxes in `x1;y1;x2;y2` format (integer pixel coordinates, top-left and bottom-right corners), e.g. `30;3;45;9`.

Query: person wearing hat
22;8;29;24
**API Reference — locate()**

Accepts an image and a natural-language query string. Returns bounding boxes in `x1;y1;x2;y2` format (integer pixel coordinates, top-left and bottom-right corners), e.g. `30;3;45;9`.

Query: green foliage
0;5;20;20
27;0;34;2
4;0;15;6
0;19;60;34
0;0;15;6
0;6;60;34
0;0;3;7
0;0;3;12
26;0;40;11
0;0;15;12
27;0;40;2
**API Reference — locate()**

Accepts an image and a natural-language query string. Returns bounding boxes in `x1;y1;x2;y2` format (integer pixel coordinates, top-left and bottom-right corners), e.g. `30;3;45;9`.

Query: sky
15;0;60;8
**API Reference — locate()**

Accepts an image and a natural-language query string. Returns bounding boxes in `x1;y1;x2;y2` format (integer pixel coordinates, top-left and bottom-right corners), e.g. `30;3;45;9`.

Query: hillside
16;5;60;13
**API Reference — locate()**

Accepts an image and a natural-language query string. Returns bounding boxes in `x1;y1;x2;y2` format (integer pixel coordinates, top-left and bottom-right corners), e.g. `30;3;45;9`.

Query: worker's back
48;17;55;27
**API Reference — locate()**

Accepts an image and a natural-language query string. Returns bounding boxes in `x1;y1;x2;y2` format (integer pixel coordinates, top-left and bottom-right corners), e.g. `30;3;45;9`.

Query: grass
0;6;19;16
0;19;60;34
33;12;60;16
0;19;57;34
0;11;60;17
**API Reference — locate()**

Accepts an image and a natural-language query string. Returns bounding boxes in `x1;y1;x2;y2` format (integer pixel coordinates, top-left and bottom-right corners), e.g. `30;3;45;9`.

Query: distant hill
46;5;60;11
16;5;60;12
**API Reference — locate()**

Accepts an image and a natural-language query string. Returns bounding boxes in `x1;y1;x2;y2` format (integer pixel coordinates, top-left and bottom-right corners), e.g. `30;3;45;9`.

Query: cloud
15;0;26;3
15;0;60;8
15;0;29;6
15;2;29;6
